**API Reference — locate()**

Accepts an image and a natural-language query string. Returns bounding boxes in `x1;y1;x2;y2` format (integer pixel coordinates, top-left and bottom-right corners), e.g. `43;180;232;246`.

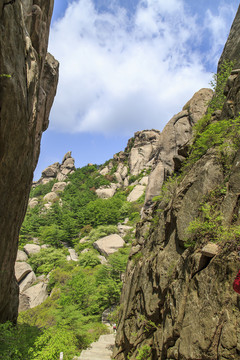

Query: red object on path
233;270;240;294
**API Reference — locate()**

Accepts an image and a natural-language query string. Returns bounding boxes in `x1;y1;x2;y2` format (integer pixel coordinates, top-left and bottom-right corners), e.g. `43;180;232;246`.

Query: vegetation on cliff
113;60;240;359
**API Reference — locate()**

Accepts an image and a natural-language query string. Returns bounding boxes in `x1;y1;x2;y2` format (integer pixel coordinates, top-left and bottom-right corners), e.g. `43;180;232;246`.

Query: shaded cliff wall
113;9;240;360
0;0;58;322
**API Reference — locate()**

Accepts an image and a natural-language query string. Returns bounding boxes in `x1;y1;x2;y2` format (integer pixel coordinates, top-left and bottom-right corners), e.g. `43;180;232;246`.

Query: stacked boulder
15;245;48;312
33;151;75;186
97;130;161;201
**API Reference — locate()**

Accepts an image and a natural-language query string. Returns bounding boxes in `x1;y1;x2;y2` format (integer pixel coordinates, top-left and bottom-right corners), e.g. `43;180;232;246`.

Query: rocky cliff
113;7;240;360
0;0;58;322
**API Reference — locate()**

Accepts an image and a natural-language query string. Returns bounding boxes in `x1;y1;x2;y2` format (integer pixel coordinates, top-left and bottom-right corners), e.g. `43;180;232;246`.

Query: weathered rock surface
43;191;59;203
139;176;149;186
127;185;145;202
127;130;161;176
96;186;117;199
93;234;125;257
28;197;39;209
16;250;28;262
19;282;48;312
51;181;67;193
201;243;219;258
113;150;240;359
98;255;108;265
15;262;33;283
144;88;213;205
117;224;133;238
0;0;58;322
68;248;79;262
113;16;240;359
19;271;37;293
24;244;41;256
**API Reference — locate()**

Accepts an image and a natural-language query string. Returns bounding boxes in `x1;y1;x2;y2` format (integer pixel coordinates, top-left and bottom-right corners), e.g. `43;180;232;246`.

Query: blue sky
35;0;240;180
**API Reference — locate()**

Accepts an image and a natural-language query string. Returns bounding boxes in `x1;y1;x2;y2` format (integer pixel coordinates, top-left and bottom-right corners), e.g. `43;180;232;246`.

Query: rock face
114;136;240;359
113;19;240;360
127;130;161;176
0;0;58;322
145;88;213;206
127;185;145;202
96;90;212;208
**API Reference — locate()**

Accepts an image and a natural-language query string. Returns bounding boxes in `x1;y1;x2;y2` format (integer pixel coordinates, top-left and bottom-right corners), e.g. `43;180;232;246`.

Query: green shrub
78;251;101;268
108;247;131;279
29;325;78;360
28;248;68;275
208;60;234;112
30;180;57;198
0;322;41;360
87;225;118;241
39;224;67;247
136;344;151;360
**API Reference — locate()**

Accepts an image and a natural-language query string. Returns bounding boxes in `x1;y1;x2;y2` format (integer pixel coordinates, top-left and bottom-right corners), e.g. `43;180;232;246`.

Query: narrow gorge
1;1;240;360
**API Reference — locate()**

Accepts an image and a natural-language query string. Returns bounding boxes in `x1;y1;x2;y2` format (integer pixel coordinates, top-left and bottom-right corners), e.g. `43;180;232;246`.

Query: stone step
78;333;115;360
78;356;112;360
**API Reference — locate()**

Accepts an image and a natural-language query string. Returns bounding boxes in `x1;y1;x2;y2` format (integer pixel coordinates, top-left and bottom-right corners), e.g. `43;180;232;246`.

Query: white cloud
204;3;237;64
48;0;234;136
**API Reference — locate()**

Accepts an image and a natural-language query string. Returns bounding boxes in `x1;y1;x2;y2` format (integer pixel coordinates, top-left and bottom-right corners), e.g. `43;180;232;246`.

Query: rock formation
33;151;75;186
112;8;240;359
144;88;213;206
15;247;48;312
0;0;58;322
97;91;212;206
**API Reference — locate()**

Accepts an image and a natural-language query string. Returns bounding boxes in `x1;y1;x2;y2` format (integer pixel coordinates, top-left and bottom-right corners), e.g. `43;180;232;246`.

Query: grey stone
201;243;219;258
51;182;67;193
127;185;145;202
96;187;116;199
28;197;38;209
99;167;109;176
93;234;125;257
43;191;59;203
62;151;72;163
42;165;58;178
97;255;108;265
24;244;41;256
19;282;48;311
81;248;90;254
19;271;37;293
139;176;149;186
63;158;75;169
15;262;33;283
68;248;79;261
16;250;28;262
